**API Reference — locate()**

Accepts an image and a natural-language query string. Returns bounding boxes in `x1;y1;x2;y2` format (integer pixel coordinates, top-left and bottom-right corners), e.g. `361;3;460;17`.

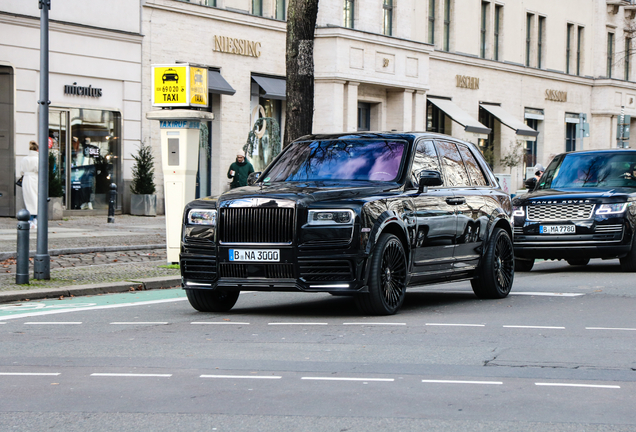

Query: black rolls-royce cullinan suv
512;149;636;272
180;132;514;315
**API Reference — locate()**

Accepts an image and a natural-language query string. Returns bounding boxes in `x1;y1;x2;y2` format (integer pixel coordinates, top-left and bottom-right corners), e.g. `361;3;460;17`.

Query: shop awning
208;70;236;95
479;103;539;138
252;75;286;100
427;97;491;135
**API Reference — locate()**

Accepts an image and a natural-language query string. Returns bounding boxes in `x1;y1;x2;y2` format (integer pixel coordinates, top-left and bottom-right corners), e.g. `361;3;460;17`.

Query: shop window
565;115;578;152
247;85;284;173
428;0;435;44
344;0;354;28
525;118;538;171
48;108;121;211
358;102;371;131
607;32;615;78
426;100;446;135
253;0;263;16
478;107;495;168
443;0;451;51
276;0;286;20
494;5;502;61
383;0;393;36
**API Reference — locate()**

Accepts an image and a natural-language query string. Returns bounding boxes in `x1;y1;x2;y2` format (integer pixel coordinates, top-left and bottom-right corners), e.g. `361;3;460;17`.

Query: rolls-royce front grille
527;204;595;221
181;256;217;281
219;208;294;243
299;260;354;282
219;263;295;279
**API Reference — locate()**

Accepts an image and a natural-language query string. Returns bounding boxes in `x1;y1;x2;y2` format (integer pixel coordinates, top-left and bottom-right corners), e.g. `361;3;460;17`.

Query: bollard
108;182;116;224
16;209;30;285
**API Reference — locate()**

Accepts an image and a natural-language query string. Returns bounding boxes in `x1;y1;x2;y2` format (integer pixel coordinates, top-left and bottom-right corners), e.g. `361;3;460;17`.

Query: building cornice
0;11;143;44
315;26;434;54
144;0;286;33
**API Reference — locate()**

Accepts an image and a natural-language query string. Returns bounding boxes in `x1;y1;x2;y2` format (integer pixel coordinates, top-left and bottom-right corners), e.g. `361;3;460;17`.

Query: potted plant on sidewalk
130;142;157;216
48;152;64;220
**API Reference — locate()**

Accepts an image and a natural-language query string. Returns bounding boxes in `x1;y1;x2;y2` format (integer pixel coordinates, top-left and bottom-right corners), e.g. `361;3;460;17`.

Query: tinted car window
263;139;406;182
538;152;636;189
411;140;442;186
457;143;488;186
435;141;470;187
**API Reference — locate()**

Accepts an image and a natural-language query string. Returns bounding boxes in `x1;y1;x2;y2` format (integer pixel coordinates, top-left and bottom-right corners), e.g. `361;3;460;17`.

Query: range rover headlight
307;209;354;226
596;203;628;215
187;209;217;225
512;206;525;217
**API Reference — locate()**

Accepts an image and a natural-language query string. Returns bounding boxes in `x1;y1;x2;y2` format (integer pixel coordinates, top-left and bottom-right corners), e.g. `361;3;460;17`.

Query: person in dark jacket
525;163;545;191
227;153;254;189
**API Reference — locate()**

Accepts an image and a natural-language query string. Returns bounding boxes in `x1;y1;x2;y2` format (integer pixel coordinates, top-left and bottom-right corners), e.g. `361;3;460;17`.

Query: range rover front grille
181;256;217;281
219;263;295;279
527;204;595;221
299;260;354;282
218;208;295;243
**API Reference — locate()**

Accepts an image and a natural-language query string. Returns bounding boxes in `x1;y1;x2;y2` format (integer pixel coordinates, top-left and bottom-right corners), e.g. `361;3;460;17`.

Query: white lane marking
0;297;188;321
503;325;565;329
110;322;168;325
422;379;503;385
302;377;394;382
535;383;620;389
191;322;250;325
268;322;328;326
425;323;485;327
200;375;282;379
24;322;82;325
342;323;406;326
0;372;61;376
586;327;636;331
91;373;172;377
511;292;584;297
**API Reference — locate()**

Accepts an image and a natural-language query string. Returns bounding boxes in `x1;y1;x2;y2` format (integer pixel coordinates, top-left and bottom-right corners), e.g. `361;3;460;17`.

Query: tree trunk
283;0;320;148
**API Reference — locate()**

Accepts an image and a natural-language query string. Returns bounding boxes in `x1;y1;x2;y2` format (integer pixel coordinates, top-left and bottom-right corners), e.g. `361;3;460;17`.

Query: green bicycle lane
0;288;187;321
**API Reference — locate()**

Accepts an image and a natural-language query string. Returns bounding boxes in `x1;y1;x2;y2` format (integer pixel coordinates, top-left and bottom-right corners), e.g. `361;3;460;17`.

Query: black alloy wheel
567;258;590;266
355;233;407;315
471;228;514;299
186;288;240;312
515;258;535;272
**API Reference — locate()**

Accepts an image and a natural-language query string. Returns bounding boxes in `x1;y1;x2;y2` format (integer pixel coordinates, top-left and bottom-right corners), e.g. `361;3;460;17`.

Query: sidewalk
0;215;180;303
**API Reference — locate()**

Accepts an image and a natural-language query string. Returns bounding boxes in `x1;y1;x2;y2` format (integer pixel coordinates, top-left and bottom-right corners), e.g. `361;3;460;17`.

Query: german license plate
540;225;575;234
229;249;280;262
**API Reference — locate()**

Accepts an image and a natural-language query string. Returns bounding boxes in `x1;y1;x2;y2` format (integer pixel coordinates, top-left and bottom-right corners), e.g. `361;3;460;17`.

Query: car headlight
307;209;354;226
512;206;525;217
596;203;628;215
187;209;217;225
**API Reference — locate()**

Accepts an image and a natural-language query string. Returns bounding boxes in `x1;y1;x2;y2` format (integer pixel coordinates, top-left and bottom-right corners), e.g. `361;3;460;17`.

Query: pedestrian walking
20;140;39;228
227;153;254;189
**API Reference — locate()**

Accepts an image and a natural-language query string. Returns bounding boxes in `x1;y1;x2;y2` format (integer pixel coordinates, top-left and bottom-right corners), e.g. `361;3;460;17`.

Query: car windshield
262;139;407;182
538;151;636;189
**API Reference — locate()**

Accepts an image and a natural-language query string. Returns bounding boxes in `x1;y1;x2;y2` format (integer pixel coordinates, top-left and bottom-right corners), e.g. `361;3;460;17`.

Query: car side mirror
418;170;443;193
247;171;261;186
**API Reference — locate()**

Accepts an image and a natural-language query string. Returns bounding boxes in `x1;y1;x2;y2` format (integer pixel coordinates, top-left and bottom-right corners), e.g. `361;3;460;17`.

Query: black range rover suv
180;132;514;315
512;149;636;271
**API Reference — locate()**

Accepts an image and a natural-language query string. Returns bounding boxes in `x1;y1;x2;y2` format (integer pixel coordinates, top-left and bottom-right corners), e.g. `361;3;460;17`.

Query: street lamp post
34;0;51;280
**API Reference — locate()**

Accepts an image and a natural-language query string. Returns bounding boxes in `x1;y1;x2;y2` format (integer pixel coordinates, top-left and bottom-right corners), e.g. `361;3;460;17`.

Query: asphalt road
1;259;635;432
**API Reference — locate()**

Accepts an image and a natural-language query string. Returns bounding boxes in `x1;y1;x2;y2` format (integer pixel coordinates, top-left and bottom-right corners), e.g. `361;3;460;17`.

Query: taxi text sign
152;64;209;108
190;66;208;107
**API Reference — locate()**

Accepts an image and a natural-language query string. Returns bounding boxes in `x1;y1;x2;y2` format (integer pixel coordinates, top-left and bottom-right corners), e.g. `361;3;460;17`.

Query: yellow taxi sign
152;64;209;108
190;66;208;106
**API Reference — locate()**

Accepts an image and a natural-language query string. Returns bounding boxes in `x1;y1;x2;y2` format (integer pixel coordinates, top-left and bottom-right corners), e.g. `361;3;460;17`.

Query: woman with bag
20;141;39;228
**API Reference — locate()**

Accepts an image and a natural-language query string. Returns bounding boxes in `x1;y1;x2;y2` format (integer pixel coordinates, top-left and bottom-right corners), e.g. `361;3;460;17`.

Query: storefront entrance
49;108;121;211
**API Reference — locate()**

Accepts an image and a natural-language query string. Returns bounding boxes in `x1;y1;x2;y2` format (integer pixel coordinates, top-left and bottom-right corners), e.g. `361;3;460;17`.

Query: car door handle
445;197;466;205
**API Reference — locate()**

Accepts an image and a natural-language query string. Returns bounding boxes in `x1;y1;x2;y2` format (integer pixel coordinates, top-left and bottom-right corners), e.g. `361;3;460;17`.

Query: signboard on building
152;64;208;108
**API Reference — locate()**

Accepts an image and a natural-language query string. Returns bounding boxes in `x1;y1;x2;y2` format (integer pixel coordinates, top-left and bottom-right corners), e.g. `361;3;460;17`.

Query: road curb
0;244;166;261
0;276;182;303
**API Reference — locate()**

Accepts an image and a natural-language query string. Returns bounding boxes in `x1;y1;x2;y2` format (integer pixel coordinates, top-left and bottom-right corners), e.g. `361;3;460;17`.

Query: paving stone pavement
0;215;180;296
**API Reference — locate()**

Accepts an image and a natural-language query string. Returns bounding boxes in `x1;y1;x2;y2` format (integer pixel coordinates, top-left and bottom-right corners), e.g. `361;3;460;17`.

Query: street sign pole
34;0;51;280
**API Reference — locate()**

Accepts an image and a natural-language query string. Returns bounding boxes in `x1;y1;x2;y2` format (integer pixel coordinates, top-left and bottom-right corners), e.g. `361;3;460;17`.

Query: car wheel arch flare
368;222;411;264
